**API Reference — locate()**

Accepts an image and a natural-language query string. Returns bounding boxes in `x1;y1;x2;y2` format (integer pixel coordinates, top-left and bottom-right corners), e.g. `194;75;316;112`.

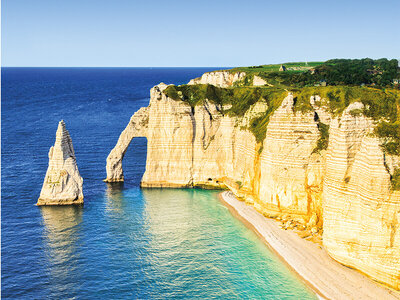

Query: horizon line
1;66;232;68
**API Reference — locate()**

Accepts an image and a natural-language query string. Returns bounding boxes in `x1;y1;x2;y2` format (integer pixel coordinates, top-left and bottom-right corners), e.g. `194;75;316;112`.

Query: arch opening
122;137;148;188
104;106;149;183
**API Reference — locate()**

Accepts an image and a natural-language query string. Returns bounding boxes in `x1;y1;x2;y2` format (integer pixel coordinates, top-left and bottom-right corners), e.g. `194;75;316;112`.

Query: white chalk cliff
106;74;400;290
188;70;246;87
38;120;83;206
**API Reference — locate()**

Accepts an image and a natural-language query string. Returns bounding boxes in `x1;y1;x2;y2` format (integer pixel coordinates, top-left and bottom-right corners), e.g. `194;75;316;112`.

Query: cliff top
227;58;400;89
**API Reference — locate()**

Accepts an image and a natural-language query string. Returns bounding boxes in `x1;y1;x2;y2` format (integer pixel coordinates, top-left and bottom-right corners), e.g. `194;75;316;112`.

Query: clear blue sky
2;0;400;67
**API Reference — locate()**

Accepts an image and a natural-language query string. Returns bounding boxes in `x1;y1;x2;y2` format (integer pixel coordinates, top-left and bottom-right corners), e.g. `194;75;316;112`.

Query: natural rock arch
104;107;149;182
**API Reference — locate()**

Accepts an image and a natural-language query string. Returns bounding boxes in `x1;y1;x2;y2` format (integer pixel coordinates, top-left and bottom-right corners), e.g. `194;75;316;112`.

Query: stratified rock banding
37;120;83;206
105;71;400;290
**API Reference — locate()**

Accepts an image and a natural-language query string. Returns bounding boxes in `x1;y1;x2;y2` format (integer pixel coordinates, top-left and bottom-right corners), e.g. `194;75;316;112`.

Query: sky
2;0;400;67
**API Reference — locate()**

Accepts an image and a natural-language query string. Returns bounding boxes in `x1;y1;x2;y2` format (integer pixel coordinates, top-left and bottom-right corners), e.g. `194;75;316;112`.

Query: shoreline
219;191;400;300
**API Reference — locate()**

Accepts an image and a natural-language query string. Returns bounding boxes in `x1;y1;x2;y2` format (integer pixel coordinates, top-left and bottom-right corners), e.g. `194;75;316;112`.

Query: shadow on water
39;205;83;297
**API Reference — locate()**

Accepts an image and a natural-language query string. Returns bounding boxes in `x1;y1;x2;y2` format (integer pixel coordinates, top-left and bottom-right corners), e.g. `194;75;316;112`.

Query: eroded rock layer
188;71;246;87
105;82;400;290
38;120;83;205
323;106;400;289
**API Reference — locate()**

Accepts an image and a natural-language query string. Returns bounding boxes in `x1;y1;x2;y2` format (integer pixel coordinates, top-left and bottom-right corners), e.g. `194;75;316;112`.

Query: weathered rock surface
188;71;246;87
323;104;400;289
252;75;268;86
258;93;324;220
37;120;83;205
105;106;149;182
106;80;400;290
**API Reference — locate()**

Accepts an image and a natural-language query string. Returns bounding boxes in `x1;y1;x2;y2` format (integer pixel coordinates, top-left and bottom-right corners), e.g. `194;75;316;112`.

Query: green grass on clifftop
292;86;400;156
248;95;285;142
163;84;286;117
163;84;286;143
230;58;400;88
229;61;323;74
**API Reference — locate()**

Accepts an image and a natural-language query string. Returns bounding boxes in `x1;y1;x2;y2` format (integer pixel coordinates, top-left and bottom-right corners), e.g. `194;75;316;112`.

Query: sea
1;67;316;299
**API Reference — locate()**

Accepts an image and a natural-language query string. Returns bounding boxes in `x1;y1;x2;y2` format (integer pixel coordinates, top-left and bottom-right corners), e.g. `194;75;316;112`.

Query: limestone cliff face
188;71;271;87
257;95;324;220
140;83;258;189
106;82;400;290
38;120;83;205
105;106;149;182
106;87;326;218
141;83;194;186
188;71;246;87
323;104;400;289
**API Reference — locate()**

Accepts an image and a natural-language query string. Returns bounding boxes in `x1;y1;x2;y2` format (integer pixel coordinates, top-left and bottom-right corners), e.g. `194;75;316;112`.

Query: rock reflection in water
140;188;225;293
40;206;83;297
105;182;125;213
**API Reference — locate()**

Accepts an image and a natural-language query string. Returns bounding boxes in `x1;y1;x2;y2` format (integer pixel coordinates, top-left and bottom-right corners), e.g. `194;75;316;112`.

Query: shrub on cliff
391;168;400;190
313;123;330;153
163;84;285;117
292;86;400;156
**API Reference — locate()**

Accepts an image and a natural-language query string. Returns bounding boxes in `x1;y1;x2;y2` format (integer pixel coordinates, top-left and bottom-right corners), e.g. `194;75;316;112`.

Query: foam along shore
219;191;400;300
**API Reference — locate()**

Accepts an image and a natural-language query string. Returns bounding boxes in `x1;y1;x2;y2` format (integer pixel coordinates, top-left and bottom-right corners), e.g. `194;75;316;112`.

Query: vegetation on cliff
163;84;286;116
230;61;324;74
231;58;400;88
164;84;287;143
313;123;330;153
164;84;399;151
292;86;400;155
164;59;400;188
392;169;400;190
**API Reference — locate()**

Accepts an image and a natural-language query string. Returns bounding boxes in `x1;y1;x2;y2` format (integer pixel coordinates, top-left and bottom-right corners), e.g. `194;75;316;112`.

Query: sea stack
37;120;83;206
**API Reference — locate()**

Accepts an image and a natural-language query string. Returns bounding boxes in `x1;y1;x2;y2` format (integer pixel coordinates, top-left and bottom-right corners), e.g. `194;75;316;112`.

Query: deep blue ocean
1;68;316;299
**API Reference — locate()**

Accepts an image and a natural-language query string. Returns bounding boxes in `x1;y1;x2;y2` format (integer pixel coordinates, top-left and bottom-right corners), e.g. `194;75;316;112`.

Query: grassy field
229;61;324;74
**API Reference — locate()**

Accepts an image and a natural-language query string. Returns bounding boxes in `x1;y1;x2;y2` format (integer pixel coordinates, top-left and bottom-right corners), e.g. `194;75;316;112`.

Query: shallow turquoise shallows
2;68;316;299
40;188;316;299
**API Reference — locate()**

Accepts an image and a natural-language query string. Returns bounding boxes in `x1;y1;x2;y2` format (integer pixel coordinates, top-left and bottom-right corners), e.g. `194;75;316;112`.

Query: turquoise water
41;187;316;299
2;68;316;298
